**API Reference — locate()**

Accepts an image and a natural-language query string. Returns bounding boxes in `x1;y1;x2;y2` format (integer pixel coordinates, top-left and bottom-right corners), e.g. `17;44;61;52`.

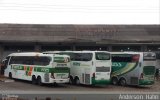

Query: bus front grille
96;67;110;72
130;77;138;85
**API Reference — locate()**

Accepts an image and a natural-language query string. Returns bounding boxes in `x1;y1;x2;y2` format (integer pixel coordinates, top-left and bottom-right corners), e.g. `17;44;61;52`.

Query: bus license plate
61;75;67;79
101;78;105;80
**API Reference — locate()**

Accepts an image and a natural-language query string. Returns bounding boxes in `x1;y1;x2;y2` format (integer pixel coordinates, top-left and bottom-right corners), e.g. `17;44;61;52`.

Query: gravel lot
0;79;159;92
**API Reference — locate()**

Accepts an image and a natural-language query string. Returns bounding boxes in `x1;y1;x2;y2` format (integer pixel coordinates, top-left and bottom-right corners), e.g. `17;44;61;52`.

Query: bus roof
110;52;155;55
7;52;67;57
43;51;109;54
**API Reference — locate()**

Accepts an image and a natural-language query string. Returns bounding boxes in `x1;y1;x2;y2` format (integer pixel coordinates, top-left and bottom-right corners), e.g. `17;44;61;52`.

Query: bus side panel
71;61;92;85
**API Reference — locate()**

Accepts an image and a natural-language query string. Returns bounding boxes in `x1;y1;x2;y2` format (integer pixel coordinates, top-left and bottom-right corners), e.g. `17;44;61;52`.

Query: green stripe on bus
12;65;70;73
12;65;24;70
111;62;138;76
54;57;65;63
139;79;154;85
92;77;111;85
33;67;70;73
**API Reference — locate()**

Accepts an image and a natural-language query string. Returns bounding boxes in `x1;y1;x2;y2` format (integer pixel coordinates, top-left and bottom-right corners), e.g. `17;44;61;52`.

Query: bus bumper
139;79;155;85
50;78;69;84
92;78;111;85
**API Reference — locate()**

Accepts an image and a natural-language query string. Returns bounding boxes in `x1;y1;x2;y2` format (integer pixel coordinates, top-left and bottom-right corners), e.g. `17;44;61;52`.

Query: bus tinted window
58;52;93;61
9;56;51;66
34;56;51;66
74;53;92;61
9;56;24;65
59;53;75;61
96;52;110;60
112;54;132;62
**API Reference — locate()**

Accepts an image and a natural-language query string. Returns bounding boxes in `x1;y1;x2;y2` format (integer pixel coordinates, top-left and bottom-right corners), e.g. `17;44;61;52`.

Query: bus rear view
93;52;111;85
139;52;156;85
50;51;111;86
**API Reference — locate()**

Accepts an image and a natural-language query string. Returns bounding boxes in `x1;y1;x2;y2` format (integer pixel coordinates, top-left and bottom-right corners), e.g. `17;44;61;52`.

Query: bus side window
33;56;51;66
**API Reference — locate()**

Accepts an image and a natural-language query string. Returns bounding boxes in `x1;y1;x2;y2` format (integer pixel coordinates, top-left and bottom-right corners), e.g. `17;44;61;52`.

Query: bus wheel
119;78;126;86
74;77;80;85
53;82;58;87
32;76;37;85
9;72;12;79
37;76;42;86
112;77;118;85
69;76;74;84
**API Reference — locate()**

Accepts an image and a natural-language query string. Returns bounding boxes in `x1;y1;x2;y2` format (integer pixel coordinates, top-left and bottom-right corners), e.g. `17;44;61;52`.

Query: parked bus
111;52;156;86
155;52;160;70
44;51;111;85
3;52;70;85
155;52;160;80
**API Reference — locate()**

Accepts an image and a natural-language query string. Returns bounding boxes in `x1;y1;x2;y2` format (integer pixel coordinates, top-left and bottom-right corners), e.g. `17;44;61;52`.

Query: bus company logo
73;62;80;66
12;65;23;70
57;63;67;67
54;57;64;62
41;68;49;73
112;63;122;67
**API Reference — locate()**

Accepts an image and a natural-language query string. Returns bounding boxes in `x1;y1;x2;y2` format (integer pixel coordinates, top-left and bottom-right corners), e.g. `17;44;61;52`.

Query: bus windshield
96;52;110;60
9;56;51;66
58;52;93;61
112;54;139;62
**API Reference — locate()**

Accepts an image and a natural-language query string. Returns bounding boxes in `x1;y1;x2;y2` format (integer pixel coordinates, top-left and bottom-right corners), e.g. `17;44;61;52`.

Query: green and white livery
45;51;111;85
4;52;70;85
111;52;156;86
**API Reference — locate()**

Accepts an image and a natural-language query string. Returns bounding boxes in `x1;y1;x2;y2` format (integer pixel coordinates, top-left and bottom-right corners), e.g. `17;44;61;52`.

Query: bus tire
37;76;42;86
53;82;58;87
112;77;118;85
69;76;74;84
119;78;126;86
9;72;12;79
74;77;80;85
32;76;37;85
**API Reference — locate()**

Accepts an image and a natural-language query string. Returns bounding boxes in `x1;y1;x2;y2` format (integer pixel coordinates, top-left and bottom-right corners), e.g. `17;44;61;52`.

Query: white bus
44;51;111;85
155;52;160;71
111;52;156;86
3;52;70;85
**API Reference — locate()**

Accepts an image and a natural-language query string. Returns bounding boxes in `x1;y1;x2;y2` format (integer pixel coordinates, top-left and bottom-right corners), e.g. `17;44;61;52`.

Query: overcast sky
0;0;159;24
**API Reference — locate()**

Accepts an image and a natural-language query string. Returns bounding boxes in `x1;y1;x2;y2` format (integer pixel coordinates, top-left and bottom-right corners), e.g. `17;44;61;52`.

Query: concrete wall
0;24;160;43
0;24;160;61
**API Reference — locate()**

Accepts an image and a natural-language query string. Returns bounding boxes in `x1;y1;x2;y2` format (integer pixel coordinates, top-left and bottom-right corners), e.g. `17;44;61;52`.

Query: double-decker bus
44;51;111;85
111;52;156;86
155;52;160;72
3;52;70;85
